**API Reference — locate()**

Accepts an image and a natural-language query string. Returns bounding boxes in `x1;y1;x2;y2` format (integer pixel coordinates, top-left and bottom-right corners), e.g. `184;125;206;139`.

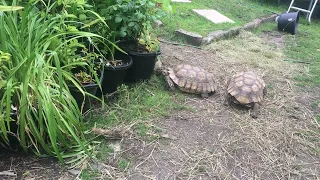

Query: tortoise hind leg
223;93;232;106
201;93;209;98
251;103;260;119
263;87;267;97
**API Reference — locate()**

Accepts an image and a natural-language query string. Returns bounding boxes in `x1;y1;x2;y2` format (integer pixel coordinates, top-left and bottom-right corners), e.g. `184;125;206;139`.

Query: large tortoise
164;64;216;97
224;71;267;118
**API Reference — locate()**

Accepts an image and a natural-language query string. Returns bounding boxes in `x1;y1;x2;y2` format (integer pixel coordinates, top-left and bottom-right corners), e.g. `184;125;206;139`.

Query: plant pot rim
116;39;162;56
104;53;133;71
68;69;104;88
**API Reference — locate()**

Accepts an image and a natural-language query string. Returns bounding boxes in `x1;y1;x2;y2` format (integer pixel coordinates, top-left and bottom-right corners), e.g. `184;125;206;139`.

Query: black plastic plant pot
0;113;20;152
116;40;161;83
97;52;133;96
69;70;103;112
125;49;161;83
276;12;299;35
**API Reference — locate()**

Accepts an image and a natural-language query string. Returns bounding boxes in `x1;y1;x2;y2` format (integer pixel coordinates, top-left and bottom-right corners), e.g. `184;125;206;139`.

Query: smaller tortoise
165;64;216;97
224;71;267;118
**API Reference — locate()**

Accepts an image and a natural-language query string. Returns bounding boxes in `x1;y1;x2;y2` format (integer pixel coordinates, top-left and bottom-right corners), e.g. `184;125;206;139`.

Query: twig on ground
92;121;139;139
0;170;17;177
134;142;158;170
283;59;311;64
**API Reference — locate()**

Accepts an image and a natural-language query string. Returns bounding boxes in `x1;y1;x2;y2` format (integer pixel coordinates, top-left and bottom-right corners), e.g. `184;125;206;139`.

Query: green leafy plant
83;0;124;66
0;5;23;11
75;71;94;84
58;38;102;85
88;0;170;59
95;0;169;40
0;51;12;89
0;0;107;166
138;29;160;52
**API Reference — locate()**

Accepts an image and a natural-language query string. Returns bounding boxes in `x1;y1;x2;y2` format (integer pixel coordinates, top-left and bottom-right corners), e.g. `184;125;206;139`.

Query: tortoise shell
227;71;265;104
168;64;215;94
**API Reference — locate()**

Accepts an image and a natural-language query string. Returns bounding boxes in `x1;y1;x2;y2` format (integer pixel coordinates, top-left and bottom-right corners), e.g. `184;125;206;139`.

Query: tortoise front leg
251;103;260;119
223;78;232;106
165;76;176;91
223;93;232;106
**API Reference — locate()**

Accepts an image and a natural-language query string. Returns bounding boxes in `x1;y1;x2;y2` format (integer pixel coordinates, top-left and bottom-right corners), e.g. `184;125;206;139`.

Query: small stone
153;20;164;28
68;169;81;176
110;142;121;153
293;106;300;110
160;133;178;140
91;162;104;171
175;29;203;46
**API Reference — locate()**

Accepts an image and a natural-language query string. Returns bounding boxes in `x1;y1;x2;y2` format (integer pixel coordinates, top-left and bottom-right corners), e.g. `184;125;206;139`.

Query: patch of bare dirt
296;86;320;115
260;29;286;50
120;31;319;179
0;151;74;180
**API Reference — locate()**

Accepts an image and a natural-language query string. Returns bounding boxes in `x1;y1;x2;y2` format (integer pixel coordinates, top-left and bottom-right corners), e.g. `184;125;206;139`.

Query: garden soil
123;31;319;179
0;30;319;180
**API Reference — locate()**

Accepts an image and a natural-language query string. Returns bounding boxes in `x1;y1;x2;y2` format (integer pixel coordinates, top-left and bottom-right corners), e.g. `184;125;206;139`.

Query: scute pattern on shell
168;64;215;94
227;71;265;104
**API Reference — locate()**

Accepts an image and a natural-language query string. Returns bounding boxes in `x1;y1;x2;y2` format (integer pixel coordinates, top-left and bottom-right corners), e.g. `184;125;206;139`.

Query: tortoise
164;64;216;97
223;71;267;118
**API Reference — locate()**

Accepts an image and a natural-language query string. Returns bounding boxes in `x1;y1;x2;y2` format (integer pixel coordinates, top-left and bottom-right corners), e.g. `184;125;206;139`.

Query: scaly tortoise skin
224;71;267;118
165;64;215;97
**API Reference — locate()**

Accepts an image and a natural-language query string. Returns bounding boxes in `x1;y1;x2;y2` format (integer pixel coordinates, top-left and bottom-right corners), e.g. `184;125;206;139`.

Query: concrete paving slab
193;9;234;24
171;0;191;2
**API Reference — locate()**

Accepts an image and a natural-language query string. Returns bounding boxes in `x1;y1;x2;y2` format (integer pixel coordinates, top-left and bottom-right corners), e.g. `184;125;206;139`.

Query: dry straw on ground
87;31;319;179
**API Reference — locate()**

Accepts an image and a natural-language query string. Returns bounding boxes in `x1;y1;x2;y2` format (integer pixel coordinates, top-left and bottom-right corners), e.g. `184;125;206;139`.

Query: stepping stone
193;9;234;24
171;0;191;2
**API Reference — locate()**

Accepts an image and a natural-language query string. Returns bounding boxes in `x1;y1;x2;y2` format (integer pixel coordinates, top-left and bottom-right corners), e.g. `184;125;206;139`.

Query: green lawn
254;18;320;86
156;0;320;86
284;20;320;86
84;75;186;129
156;0;285;39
